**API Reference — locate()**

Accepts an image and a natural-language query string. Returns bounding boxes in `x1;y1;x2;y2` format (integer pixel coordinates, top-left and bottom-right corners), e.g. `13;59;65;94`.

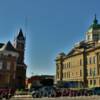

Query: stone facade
55;16;100;88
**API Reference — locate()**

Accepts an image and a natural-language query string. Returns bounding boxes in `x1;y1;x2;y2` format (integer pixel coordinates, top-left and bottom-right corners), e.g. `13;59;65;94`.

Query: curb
13;95;32;98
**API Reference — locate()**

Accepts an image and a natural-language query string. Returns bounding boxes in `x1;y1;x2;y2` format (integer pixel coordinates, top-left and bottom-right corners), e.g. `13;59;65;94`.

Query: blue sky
0;0;100;77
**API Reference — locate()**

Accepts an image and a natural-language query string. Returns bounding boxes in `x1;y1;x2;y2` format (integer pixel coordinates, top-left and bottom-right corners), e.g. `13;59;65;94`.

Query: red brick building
0;29;27;89
0;41;18;88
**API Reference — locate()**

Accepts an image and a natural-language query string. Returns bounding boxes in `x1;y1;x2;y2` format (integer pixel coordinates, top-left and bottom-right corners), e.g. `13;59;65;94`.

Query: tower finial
93;14;98;24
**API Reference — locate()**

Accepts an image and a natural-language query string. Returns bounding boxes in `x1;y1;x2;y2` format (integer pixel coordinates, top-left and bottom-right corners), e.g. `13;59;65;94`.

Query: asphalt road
10;96;100;100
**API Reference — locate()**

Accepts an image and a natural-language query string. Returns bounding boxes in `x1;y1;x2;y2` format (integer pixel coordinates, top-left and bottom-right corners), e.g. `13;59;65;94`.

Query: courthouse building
55;16;100;88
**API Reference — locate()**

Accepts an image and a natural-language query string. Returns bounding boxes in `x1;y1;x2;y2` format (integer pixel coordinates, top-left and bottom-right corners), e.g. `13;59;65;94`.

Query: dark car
91;87;100;95
77;88;93;96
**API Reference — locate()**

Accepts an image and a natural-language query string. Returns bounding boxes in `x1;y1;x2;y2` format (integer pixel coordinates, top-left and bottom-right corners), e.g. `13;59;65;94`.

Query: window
7;62;10;70
80;70;82;76
89;57;92;64
69;62;70;68
69;72;70;78
62;73;64;78
57;72;59;79
80;59;82;66
87;58;89;65
65;64;66;69
65;72;66;78
93;34;99;41
14;62;16;71
67;72;68;78
67;63;68;68
87;80;88;85
76;72;78;76
99;34;100;40
99;79;100;85
72;72;73;76
87;69;89;76
67;72;70;78
93;56;96;64
94;80;96;85
63;72;66;78
99;55;100;60
0;61;3;69
90;68;92;76
63;64;65;69
13;74;16;79
93;67;96;76
56;64;59;70
90;80;92;85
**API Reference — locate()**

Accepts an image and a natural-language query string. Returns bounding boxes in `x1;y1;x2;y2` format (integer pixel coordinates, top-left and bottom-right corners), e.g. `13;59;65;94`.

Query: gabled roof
66;41;86;57
0;41;17;52
66;48;84;57
0;43;4;48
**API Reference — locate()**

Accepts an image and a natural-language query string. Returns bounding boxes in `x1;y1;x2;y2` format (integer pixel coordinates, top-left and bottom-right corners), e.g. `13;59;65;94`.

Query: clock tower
14;29;27;89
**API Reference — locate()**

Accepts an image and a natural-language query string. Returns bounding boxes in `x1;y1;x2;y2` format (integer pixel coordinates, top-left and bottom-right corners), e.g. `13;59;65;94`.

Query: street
10;96;100;100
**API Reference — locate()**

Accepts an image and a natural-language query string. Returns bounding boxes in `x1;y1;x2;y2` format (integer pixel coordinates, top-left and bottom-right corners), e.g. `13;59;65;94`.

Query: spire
93;14;98;24
17;28;25;40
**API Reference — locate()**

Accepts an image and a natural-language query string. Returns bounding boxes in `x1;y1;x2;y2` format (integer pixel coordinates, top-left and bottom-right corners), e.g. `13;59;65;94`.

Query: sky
0;0;100;77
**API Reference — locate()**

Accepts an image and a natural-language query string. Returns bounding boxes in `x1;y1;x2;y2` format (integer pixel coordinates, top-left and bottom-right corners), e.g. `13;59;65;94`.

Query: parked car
55;89;62;97
40;86;56;97
77;88;93;96
31;90;41;98
31;86;57;98
91;87;100;95
0;88;16;99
